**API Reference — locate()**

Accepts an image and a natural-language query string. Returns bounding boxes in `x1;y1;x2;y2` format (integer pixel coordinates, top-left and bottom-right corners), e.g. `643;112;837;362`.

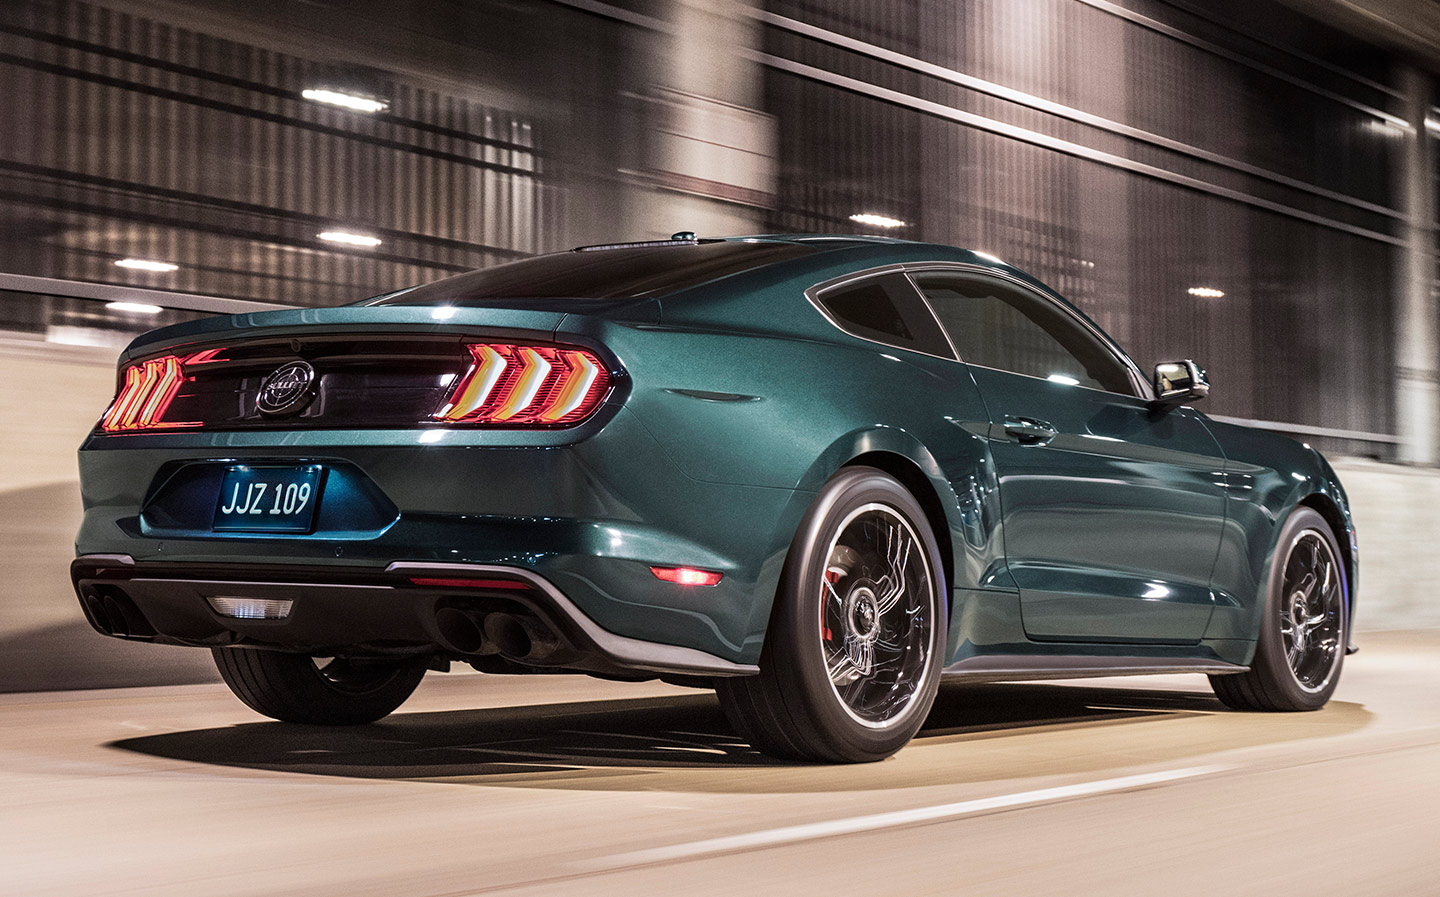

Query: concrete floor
2;630;1437;897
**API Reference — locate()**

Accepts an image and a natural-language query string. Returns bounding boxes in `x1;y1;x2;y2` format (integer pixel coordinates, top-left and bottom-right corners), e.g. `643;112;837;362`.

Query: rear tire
212;648;428;725
716;466;947;762
1210;507;1347;712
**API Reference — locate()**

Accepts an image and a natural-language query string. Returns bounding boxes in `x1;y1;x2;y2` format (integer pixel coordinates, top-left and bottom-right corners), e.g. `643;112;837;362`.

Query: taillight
433;343;612;426
99;354;201;432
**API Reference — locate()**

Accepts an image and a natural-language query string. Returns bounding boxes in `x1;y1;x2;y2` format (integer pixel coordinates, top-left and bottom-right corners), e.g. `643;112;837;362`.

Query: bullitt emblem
256;360;318;417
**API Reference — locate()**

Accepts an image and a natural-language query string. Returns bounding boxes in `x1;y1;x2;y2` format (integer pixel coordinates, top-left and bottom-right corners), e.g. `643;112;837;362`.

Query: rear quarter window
812;273;954;359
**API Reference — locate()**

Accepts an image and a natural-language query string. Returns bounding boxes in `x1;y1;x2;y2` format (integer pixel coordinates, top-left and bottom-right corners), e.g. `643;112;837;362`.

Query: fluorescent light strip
106;301;163;314
317;231;382;247
301;89;389;113
114;259;178;272
848;213;906;228
1187;287;1225;298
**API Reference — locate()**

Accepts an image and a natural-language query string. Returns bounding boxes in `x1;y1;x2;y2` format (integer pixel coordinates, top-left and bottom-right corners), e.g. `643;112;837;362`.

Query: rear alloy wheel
716;467;947;762
212;648;428;725
1210;506;1347;711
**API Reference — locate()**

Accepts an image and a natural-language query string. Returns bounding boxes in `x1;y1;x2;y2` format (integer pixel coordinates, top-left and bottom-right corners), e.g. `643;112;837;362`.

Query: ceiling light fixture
106;301;163;315
114;258;178;272
301;88;389;114
1187;287;1225;299
317;231;383;247
848;213;907;229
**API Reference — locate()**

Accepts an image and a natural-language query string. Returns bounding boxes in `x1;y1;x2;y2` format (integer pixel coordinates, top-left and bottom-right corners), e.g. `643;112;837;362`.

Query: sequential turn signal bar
433;342;611;426
100;354;203;432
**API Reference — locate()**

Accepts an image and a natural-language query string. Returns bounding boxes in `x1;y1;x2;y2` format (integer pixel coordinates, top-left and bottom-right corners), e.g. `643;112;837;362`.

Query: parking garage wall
0;0;1422;463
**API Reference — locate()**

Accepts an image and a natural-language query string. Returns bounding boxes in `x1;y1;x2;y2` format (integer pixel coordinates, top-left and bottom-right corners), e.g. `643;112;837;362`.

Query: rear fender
737;427;1005;657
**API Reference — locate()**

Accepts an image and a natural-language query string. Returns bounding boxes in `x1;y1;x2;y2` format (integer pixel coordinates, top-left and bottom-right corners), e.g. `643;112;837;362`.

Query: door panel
972;367;1227;642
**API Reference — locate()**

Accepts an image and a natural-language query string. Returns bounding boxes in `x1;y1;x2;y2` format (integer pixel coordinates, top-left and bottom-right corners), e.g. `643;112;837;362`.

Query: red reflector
99;354;202;432
408;576;532;591
433;342;611;427
650;566;723;587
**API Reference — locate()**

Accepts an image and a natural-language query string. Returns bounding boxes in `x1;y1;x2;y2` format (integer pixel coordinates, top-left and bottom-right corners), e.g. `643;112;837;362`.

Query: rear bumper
71;554;758;678
74;409;813;665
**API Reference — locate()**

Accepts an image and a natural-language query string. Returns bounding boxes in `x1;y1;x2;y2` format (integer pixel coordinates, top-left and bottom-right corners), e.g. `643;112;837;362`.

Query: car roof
360;233;1050;318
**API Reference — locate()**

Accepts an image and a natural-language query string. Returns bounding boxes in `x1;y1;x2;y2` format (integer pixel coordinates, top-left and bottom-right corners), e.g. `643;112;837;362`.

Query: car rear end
71;289;797;680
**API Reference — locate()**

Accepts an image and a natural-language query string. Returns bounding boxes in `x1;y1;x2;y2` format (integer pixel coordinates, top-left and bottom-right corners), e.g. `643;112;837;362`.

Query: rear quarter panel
558;264;1009;656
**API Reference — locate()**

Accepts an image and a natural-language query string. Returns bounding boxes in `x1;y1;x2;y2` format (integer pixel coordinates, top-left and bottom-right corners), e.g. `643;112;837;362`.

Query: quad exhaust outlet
433;607;571;664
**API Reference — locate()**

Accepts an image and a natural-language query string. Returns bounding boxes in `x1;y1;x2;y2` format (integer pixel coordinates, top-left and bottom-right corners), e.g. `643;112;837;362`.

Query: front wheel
212;648;428;725
1210;507;1348;712
716;466;947;762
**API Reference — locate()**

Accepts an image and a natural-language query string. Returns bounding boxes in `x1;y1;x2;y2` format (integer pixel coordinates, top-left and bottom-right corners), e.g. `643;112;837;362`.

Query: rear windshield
363;241;819;305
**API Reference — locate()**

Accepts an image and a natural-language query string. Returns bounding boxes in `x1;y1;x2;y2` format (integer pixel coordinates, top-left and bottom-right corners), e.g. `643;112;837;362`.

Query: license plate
213;465;324;533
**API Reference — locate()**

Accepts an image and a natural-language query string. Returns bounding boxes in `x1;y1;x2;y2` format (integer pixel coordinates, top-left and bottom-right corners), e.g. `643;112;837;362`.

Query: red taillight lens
99;354;201;432
650;566;724;586
433;343;612;426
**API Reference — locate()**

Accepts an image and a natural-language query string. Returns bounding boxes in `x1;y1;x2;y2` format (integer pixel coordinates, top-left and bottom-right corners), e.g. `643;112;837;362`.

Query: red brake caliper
822;568;842;641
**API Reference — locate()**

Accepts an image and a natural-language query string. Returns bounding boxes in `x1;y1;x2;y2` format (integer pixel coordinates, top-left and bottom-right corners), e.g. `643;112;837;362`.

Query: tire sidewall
768;466;948;760
213;648;428;725
1253;507;1348;709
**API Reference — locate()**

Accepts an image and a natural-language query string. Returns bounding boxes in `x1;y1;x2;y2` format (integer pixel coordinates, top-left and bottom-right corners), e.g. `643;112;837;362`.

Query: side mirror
1151;360;1209;410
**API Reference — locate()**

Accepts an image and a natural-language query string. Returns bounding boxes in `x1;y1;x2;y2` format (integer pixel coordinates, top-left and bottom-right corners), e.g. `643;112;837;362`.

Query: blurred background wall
2;0;1439;688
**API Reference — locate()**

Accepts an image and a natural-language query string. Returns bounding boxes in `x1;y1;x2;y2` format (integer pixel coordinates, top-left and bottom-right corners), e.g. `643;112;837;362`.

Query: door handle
1002;416;1057;445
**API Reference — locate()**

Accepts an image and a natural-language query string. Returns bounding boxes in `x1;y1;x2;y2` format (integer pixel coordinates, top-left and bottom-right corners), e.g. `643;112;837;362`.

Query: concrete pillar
1396;65;1439;465
628;0;775;239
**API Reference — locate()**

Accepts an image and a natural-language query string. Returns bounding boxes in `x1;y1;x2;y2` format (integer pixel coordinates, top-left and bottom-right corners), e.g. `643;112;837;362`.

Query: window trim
806;262;1150;399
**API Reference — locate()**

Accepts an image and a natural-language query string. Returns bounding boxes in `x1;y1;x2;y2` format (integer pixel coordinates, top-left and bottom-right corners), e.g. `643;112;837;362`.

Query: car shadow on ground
108;681;1374;792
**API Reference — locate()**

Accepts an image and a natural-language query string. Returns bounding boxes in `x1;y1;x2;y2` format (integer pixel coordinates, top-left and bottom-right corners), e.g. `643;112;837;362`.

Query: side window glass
912;273;1135;395
813;274;954;358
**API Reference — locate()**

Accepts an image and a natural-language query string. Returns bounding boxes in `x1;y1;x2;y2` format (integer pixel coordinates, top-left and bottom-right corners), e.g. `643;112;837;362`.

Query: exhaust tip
83;587;157;638
484;613;532;659
435;607;491;655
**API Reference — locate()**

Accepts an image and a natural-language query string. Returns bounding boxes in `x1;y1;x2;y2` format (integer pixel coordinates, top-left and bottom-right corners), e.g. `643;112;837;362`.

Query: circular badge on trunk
257;360;318;416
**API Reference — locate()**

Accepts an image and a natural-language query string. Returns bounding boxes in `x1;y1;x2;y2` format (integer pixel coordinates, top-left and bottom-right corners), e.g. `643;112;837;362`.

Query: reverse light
207;596;293;620
99;354;203;432
433;343;612;426
650;566;724;587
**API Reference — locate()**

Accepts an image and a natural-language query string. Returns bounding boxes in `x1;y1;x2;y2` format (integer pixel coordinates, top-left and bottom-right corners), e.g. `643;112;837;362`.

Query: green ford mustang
72;234;1357;762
